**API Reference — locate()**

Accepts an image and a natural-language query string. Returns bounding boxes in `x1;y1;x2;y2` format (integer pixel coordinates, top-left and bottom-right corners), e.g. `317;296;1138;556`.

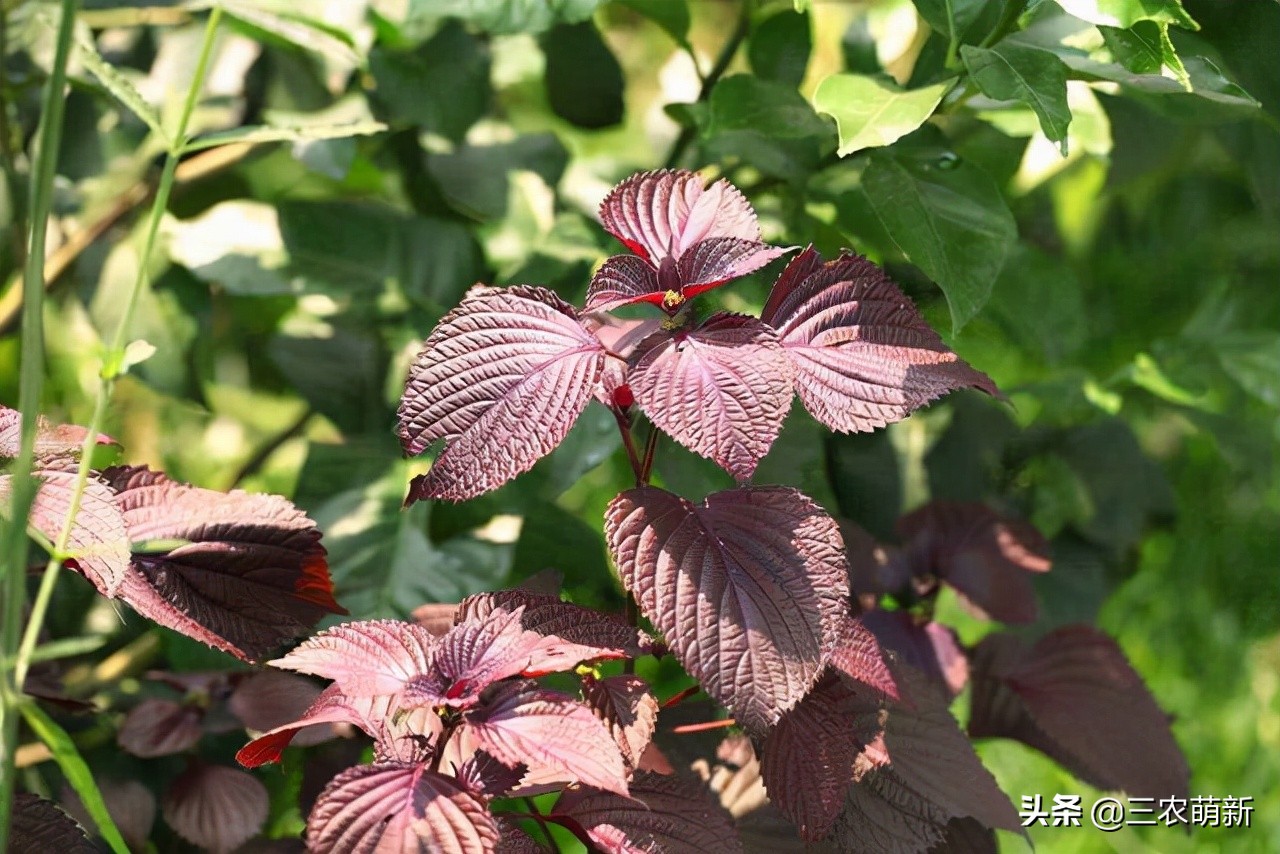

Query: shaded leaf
462;682;629;795
9;793;97;853
961;43;1071;153
1054;0;1197;30
398;285;606;503
703;75;835;181
616;0;690;48
163;763;268;854
551;770;742;853
762;671;885;839
605;486;849;731
749;10;812;90
761;247;999;434
912;0;990;44
968;626;1189;798
368;20;490;142
117;698;204;758
582;673;659;770
228;670;337;747
541;21;624;128
862;610;969;698
306;762;498;852
812;74;954;156
100;466;343;662
61;779;156;854
70;24;167;143
629;313;793;480
457;751;528;798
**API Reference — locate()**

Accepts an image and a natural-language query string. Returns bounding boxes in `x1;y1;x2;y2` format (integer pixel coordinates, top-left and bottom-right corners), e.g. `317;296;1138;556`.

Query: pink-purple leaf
762;671;885;840
269;619;436;697
461;682;629;796
99;465;343;662
397;285;606;503
761;247;999;434
629;314;793;480
598;170;761;264
584;254;661;312
968;626;1189;798
0;404;114;460
117;698;205;757
228;670;338;748
605;486;850;732
163;763;268;853
61;779;156;854
677;238;789;300
457;590;653;662
863;609;970;698
552;770;742;854
828;615;899;701
306;762;499;853
582;673;659;771
896;501;1050;624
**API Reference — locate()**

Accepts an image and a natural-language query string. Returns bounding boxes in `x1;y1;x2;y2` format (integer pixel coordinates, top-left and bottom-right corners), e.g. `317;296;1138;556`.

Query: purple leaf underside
761;247;999;434
582;673;660;770
398;284;606;503
605;485;850;732
163;763;268;854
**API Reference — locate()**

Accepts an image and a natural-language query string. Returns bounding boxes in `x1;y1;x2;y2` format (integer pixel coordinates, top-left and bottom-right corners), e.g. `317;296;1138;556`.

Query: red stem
662;685;701;709
671;718;737;735
612;405;645;487
639;425;659;483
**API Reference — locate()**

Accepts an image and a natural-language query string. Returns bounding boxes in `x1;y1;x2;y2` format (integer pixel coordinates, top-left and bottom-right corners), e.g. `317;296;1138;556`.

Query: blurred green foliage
1;0;1276;850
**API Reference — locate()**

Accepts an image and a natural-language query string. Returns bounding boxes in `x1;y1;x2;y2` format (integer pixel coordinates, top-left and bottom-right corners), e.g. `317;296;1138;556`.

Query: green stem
1;6;223;846
978;0;1028;49
0;1;79;848
663;0;751;170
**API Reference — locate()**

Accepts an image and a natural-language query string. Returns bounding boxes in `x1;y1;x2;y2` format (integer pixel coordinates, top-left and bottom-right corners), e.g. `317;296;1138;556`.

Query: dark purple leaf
397;285;606;503
761;671;885;839
8;462;130;597
605;486;849;732
457;590;653;662
582;673;659;770
629;313;792;480
597;170;762;265
862;609;970;698
552;770;742;854
928;817;998;853
456;751;527;798
838;518;909;610
496;817;549;853
760;247;999;434
9;793;97;853
584;254;661;312
117;697;204;757
270;619;435;697
61;779;156;853
0;404;114;460
677;238;790;301
461;682;629;796
968;626;1189;798
99;465;343;662
163;762;268;853
229;670;338;747
828;614;899;700
306;762;499;853
896;502;1051;624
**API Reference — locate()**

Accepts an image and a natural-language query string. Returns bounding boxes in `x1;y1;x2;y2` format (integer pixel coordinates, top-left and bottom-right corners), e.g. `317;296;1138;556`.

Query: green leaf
749;9;812;90
428;134;570;220
961;43;1072;154
1064;52;1260;120
512;503;612;605
19;703;130;854
616;0;690;48
541;21;625;129
269;325;384;434
1214;332;1280;409
368;20;491;142
989;244;1087;364
826;428;902;541
912;0;992;44
703;74;835;180
213;0;361;66
1099;21;1190;89
813;74;954;156
70;25;168;145
859;131;1017;332
793;0;812;12
181;119;386;154
421;0;603;34
1054;0;1198;30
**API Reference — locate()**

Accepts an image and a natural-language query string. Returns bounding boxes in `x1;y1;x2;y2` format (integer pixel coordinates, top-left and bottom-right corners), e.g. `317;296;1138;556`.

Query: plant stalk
663;0;751;170
0;1;79;847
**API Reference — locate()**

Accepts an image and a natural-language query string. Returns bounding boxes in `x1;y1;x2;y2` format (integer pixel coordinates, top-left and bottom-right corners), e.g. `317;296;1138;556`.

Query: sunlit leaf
812;74;954;156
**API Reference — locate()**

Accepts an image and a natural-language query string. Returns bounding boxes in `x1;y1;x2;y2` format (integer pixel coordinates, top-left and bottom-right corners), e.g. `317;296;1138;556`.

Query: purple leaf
598;170;762;265
496;817;549;853
456;750;527;798
582;673;659;771
397;285;607;503
269;619;436;697
0;404;114;460
761;247;1000;434
968;626;1189;798
605;486;850;732
461;681;629;796
306;762;499;853
828;615;899;701
762;671;885;839
896;501;1050;624
100;465;343;662
61;779;156;853
839;518;909;610
163;762;268;853
413;602;460;636
862;609;970;698
228;671;337;748
587;170;788;312
457;589;653;661
929;817;998;853
552;770;742;854
117;697;205;757
7;462;130;597
630;313;792;480
10;793;97;853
